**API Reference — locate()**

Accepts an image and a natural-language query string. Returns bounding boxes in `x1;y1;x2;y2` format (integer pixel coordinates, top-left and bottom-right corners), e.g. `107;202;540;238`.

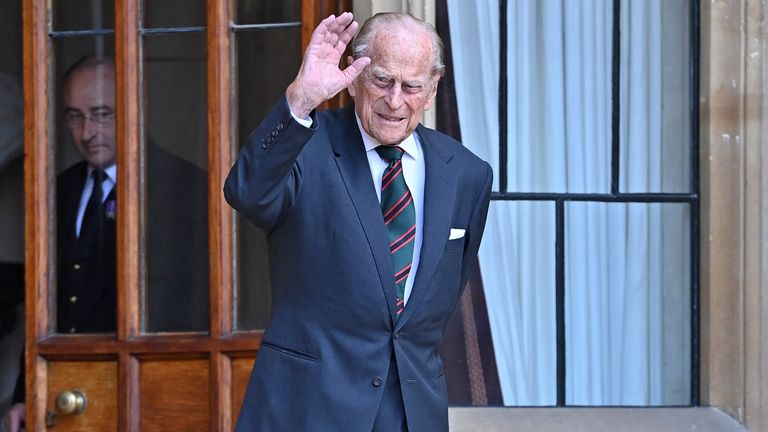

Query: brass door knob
46;390;88;427
55;389;87;415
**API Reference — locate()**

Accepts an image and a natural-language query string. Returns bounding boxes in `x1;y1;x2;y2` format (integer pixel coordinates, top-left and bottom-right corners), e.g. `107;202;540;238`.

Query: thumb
342;57;371;84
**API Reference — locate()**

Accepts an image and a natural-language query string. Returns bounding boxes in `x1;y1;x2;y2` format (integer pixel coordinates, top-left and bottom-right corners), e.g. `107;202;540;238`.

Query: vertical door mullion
207;0;233;429
115;0;141;429
23;0;52;429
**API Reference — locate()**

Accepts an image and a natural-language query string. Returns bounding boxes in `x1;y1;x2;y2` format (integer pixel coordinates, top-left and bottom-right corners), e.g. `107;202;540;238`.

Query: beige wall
702;0;768;430
351;0;768;429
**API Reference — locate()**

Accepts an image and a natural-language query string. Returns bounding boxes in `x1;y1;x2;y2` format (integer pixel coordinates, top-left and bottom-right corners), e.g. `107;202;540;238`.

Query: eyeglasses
65;110;115;128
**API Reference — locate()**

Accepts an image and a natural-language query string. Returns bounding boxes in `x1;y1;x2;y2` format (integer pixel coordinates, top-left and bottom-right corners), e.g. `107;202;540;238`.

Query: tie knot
91;170;105;185
375;145;405;162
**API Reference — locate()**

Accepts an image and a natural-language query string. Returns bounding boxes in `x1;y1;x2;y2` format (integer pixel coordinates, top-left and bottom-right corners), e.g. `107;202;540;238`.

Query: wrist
286;80;314;120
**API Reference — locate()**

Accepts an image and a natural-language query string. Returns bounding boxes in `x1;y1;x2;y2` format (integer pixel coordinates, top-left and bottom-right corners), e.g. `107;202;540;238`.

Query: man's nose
384;84;404;109
82;117;99;139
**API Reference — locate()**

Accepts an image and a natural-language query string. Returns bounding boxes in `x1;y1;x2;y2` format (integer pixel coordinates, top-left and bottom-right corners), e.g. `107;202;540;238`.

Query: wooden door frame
22;0;350;430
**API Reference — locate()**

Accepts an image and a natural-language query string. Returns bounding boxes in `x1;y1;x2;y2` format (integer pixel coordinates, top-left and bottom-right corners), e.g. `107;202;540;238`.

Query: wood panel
139;359;210;431
230;357;256;426
46;361;118;431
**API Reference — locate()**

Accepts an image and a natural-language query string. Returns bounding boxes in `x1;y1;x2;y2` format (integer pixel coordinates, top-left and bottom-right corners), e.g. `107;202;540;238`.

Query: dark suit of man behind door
226;12;492;431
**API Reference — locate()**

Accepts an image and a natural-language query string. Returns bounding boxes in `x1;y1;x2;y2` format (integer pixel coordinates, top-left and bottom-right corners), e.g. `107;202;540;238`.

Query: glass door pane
142;13;209;332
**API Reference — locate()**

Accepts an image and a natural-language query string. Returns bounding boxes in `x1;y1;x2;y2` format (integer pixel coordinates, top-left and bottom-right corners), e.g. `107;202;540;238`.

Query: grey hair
351;12;445;78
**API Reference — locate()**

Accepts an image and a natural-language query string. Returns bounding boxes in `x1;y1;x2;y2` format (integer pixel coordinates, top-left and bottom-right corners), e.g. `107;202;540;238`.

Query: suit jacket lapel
396;125;456;330
330;106;399;323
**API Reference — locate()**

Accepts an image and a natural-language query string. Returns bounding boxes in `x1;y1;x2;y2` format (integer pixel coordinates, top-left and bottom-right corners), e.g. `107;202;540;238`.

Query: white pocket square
449;228;465;240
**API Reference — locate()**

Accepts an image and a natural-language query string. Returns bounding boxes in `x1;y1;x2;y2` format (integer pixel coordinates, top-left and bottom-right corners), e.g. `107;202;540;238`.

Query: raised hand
286;12;371;118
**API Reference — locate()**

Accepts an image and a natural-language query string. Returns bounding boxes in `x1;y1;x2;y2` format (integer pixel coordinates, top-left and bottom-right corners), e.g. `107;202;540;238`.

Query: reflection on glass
565;202;691;405
475;201;557;406
235;0;300;25
55;37;117;334
619;0;691;193
143;32;209;332
144;0;205;28
235;27;300;331
53;0;114;31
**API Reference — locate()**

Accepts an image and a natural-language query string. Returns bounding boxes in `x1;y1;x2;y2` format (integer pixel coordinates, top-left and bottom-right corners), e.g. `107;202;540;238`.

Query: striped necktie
375;145;416;317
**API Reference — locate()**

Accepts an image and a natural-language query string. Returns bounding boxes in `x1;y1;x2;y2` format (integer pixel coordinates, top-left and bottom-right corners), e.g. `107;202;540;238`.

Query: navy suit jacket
225;97;492;431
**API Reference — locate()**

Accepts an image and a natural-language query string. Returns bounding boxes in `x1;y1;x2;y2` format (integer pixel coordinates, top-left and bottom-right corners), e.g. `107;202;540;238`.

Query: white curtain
448;0;690;406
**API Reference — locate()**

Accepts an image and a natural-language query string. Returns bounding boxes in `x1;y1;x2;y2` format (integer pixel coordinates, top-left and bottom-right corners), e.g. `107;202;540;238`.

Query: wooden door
23;0;349;430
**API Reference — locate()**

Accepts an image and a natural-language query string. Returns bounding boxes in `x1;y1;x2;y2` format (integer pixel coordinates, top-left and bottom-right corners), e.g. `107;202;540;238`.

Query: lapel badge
105;199;117;220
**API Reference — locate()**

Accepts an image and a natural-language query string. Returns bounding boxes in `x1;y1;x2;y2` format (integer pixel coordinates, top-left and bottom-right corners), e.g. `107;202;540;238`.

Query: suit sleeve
458;162;493;292
224;96;317;231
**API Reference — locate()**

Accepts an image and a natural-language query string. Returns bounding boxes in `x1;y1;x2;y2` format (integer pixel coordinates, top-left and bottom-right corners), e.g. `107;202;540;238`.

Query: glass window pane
619;0;691;193
53;0;114;32
143;32;209;332
236;219;271;330
54;37;117;334
506;1;612;194
143;0;205;28
475;201;557;406
565;202;691;405
234;1;300;25
234;27;300;331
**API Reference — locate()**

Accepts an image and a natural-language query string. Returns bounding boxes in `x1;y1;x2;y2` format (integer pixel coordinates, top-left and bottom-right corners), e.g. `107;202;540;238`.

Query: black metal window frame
496;0;700;406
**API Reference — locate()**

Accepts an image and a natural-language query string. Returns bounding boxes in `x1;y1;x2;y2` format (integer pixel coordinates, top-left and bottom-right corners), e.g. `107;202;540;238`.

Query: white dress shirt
75;163;117;238
292;112;425;305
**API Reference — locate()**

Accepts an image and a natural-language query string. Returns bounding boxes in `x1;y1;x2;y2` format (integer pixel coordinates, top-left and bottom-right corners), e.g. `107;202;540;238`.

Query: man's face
63;64;117;170
348;27;439;146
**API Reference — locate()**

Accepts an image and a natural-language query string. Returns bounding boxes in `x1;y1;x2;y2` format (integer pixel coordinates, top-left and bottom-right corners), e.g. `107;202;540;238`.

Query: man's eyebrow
88;105;114;111
64;105;113;113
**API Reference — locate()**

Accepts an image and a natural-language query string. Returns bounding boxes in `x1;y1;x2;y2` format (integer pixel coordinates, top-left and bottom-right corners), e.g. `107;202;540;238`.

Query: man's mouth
377;113;405;123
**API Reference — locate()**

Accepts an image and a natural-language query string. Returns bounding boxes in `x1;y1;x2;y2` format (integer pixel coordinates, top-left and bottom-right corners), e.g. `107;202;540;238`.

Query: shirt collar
355;113;421;160
87;163;117;184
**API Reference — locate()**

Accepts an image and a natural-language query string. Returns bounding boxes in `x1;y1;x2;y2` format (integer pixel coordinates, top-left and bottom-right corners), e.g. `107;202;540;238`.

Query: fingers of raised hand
314;13;357;52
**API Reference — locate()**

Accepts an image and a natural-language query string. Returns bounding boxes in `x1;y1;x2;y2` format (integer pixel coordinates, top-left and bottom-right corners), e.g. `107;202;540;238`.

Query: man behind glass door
2;55;118;432
3;56;209;432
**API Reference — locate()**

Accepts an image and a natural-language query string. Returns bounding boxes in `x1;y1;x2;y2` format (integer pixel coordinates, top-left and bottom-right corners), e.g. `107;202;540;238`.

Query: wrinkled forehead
368;26;434;77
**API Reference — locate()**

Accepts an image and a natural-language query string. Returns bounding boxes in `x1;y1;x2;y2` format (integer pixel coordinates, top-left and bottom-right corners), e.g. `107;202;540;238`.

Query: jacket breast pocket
445;237;465;255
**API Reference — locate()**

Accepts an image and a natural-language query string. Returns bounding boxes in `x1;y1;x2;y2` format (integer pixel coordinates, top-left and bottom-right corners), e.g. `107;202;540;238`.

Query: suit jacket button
277;123;284;131
393;332;400;340
372;377;383;387
262;143;269;149
73;263;81;270
70;296;77;304
271;130;279;137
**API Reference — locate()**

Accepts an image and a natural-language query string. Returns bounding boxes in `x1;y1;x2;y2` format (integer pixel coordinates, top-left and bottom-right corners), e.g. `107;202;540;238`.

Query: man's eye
404;85;423;94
